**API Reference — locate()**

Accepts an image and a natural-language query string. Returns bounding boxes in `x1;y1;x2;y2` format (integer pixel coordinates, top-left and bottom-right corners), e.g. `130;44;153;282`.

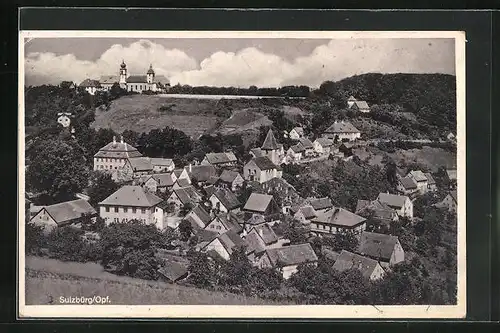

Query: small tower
119;60;127;86
261;129;280;165
146;64;155;84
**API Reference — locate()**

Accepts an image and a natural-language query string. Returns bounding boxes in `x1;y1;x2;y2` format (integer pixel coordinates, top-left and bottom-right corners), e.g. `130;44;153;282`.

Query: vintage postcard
18;30;465;319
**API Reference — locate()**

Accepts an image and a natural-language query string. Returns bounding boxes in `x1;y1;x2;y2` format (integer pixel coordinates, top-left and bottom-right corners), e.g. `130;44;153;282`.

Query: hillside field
25;256;286;305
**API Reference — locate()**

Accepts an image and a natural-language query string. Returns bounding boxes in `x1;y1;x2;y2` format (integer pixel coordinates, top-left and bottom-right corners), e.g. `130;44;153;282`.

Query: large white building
93;136;143;172
80;61;170;95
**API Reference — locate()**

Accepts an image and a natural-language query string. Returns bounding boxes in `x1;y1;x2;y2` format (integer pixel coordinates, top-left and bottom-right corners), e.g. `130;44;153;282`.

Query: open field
25;256;284;305
158;93;306;100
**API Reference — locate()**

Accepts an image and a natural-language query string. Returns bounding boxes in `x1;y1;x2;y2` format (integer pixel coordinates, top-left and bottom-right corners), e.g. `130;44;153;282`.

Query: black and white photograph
18;31;466;319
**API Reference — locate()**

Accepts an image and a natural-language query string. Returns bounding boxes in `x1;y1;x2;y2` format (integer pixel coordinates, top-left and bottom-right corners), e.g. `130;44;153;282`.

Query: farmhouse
397;176;419;196
201;151;238;168
136;172;177;193
79;79;101;95
287;143;305;162
184;204;212;229
243;193;281;224
30;199;97;234
123;157;153;178
243;156;282;183
257;243;318;279
184;164;217;186
333;250;385;281
376;193;413;219
150;158;175;173
357;231;405;268
205;212;244;235
209;188;242;213
347;96;371;113
308;197;333;213
298;138;315;157
313;137;334;155
157;260;189;284
310;207;367;236
322;121;361;142
202;229;247;261
435;190;458;213
172;178;191;189
289;127;305;140
293;205;317;226
355;199;399;224
424;172;437;192
261;177;302;214
93;136;142;172
407;170;428;194
167;186;203;208
216;170;244;191
98;186;165;229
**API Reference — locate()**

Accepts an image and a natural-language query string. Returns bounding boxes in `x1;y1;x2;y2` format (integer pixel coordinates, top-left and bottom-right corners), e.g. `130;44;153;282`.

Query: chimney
113;136;116;144
189;163;192;172
120;136;124;144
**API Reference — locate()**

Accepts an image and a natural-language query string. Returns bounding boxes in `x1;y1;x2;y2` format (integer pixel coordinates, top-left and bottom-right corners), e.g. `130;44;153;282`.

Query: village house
260;129;282;165
172;178;191;190
157;259;189;284
347;96;371;113
98;186;166;229
243;156;282;183
407;170;429;194
310;207;367;236
202;229;247;261
376;193;413;219
205;211;244;235
257;243;318;279
308;197;334;214
286;143;305;163
29;199;97;234
209;188;242;213
201;151;238;168
215;170;244;191
122;157;153;179
293;205;317;226
322;121;361;142
261;177;302;214
93;136;142;173
79;79;101;95
184;204;212;229
136;172;177;193
355;199;399;225
397;176;419;197
446;168;457;183
333;250;385;281
184;164;217;186
425;172;437;192
242;192;281;225
288;127;305;140
173;168;191;183
166;185;203;208
150;158;175;173
435;190;458;213
357;231;405;268
298;137;315;157
313;137;334;156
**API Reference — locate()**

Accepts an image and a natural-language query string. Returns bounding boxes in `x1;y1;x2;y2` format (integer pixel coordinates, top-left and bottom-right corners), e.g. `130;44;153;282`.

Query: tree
328;230;359;252
25;222;47;255
281;217;308;245
221;246;253;287
87;171;120;207
46;226;101;262
178;219;193;241
187;250;213;288
26;138;90;202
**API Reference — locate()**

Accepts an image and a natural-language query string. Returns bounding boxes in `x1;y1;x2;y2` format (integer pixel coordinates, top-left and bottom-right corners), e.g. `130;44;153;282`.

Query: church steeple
146;63;155;83
261;129;280;165
119;60;127;85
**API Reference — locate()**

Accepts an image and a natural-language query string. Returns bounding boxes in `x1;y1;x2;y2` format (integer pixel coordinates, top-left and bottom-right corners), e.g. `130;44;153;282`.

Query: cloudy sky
24;37;455;88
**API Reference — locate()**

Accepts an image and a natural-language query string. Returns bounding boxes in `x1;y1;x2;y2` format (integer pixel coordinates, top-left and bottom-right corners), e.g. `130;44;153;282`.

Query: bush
46;226;100;262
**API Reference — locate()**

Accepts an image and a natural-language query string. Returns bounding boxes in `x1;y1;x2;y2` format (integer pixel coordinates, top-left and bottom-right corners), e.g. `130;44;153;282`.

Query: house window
124;207;128;213
114;207;118;213
105;207;110;212
141;208;146;214
133;208;137;213
216;226;221;230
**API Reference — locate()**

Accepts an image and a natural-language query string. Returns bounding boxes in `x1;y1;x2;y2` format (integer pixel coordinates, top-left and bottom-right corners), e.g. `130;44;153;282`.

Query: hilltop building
93;136;143;173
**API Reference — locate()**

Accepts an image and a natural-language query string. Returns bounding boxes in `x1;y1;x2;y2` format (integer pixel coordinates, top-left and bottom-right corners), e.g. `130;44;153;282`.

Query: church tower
146;64;155;84
119;60;127;86
261;129;280;165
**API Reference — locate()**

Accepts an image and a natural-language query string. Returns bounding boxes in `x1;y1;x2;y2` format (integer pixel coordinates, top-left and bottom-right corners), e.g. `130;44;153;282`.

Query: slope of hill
215;108;273;135
25;256;286;305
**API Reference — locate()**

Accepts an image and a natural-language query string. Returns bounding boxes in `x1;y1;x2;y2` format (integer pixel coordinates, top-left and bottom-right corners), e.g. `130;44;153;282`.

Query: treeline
168;84;311;97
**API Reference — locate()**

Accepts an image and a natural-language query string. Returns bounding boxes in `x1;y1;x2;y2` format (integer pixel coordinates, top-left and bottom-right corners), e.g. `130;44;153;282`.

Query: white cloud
25;38;455;87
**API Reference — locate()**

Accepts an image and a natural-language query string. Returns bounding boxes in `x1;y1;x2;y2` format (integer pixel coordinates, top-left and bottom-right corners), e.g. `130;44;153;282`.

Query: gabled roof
39;199;96;225
175;178;191;188
250;223;278;245
246;214;266;226
298;138;314;149
261;129;279;150
358;231;400;262
243;193;274;213
289;142;305;153
171;186;201;206
157;260;188;282
218;170;242;184
324;121;360;134
189;204;212;226
212;188;241;211
265;243;318;267
214;212;244;233
352;101;370;110
348;96;357;101
127;157;153;172
355;200;371;213
173;169;184;178
262;177;297;192
151;173;176;187
399;176;418;190
357;200;397;221
409;170;428;182
245;232;266;255
332;250;380;280
314;137;334;148
248;156;280;171
377;193;409;209
206;176;219;185
424;172;436;185
150;158;174;167
312;207;366;227
215;230;247;255
94;140;143;159
250;147;265;158
127;75;148;83
446;169;457;180
99;186;163;207
80;79;101;87
186;165;217;182
291;127;304;136
296;205;317;219
195;228;218;242
449;190;458;203
99;75;120;84
308;197;333;211
204;152;238;165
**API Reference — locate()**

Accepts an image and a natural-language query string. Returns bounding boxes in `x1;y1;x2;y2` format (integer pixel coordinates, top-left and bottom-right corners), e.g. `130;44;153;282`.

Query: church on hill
79;60;170;95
